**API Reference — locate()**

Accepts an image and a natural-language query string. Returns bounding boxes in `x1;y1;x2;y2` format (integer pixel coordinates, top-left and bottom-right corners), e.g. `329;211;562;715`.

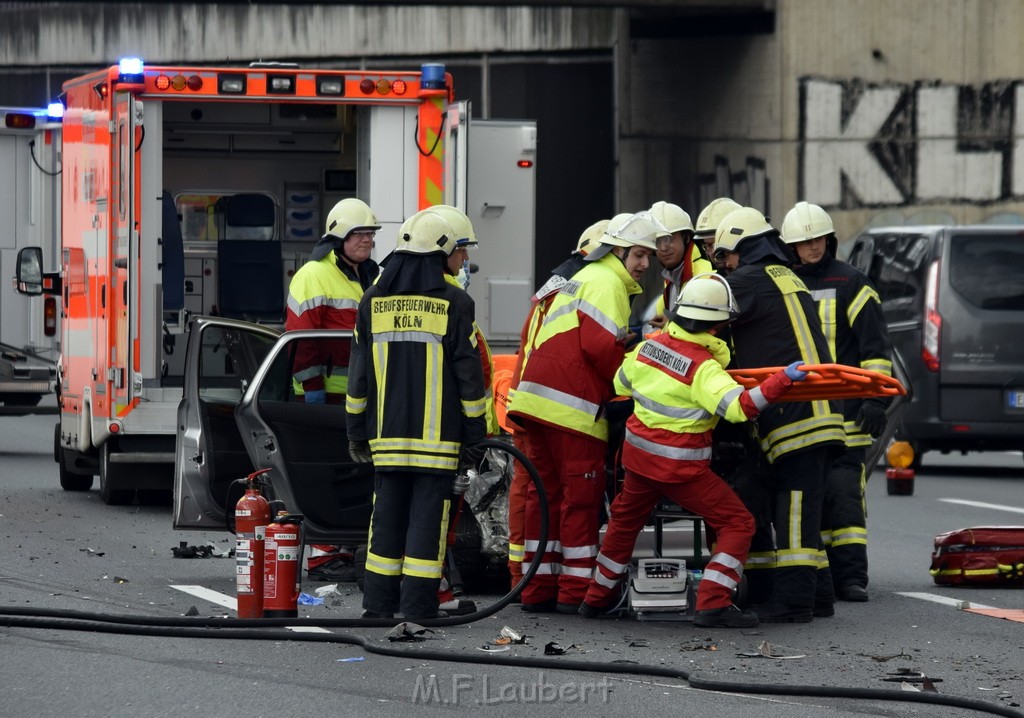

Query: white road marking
937;498;1024;515
170;584;332;633
897;591;997;610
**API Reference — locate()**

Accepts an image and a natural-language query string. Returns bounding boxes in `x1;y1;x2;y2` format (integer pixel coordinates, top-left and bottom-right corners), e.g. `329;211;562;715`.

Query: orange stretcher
727;363;906;403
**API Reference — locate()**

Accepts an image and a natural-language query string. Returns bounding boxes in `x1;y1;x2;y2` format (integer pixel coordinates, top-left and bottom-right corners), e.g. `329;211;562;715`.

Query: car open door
173;316;281;530
234;328;375;545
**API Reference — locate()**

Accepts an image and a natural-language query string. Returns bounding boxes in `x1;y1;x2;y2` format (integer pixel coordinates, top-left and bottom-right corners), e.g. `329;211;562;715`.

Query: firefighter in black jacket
782;201;892;603
346;209;488;620
713;207;846;623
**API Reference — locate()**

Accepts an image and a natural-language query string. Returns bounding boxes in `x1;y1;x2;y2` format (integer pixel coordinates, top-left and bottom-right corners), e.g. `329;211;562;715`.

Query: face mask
457;260;471;290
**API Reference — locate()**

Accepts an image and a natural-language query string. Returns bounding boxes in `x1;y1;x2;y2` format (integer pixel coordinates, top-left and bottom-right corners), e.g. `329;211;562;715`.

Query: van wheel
56;423;92;492
99;443;135;505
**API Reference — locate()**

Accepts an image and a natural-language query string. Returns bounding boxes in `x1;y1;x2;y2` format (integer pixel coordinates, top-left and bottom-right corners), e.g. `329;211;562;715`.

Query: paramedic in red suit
579;274;807;627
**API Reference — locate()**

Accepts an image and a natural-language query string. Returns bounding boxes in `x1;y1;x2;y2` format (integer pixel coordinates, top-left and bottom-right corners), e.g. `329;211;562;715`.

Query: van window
949;233;1024;310
865;233;931;321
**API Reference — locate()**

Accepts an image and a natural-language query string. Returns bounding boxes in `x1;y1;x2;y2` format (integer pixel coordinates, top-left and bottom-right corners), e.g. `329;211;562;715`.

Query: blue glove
784;361;808;381
304;389;327;404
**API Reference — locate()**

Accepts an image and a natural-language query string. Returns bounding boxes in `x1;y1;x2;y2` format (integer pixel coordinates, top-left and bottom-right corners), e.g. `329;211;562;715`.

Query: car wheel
56;423;92;491
99;442;135;505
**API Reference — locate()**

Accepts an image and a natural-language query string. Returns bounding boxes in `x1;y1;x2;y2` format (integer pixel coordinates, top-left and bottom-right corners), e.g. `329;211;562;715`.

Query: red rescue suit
583;324;796;611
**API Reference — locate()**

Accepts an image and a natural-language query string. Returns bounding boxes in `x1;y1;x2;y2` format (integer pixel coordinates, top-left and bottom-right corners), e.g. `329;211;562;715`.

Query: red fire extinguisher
234;469;272;619
264;512;304;618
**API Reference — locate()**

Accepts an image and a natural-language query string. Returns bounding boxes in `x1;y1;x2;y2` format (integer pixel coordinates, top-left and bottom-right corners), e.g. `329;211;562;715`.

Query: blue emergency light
46;102;64;120
420;63;446;90
118;57;145;84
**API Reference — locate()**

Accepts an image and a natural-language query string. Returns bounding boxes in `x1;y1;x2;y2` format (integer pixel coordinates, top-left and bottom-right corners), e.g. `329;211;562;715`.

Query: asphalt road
1;411;1022;718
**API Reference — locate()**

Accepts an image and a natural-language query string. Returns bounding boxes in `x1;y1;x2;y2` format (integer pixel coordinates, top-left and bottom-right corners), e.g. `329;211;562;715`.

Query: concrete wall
0;4;615;66
8;0;1024;250
624;0;1024;245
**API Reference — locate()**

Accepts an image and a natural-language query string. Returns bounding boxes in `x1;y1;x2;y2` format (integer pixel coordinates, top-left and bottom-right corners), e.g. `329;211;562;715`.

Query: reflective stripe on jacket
798;255;893;448
728;261;845;462
285;250;377;395
345;282;487;474
508;252;641;441
615;323;793;479
445;273;500;436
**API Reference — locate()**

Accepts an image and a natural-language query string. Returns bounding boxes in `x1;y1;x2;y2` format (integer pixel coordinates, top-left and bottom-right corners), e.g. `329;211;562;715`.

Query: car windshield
949;232;1024;310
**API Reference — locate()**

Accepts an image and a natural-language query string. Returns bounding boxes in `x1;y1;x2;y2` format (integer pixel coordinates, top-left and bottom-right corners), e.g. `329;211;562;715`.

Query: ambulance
1;106;60;413
15;59;536;504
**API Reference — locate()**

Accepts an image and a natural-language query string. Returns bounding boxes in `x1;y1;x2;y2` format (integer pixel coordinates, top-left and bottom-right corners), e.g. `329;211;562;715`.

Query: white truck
1;106;60;414
15;59;535;502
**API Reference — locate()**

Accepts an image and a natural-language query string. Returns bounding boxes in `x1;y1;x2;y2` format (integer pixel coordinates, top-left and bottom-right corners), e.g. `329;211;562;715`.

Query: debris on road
385;622;434;642
737;640;805;660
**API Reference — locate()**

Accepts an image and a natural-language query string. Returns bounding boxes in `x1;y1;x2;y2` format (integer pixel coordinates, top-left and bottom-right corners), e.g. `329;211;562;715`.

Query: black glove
602;398;635;424
348;440;372;464
855;400;888;438
460;442;486;468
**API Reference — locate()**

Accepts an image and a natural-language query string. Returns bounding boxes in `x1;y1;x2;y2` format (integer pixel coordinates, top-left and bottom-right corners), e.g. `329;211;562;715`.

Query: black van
847;225;1024;467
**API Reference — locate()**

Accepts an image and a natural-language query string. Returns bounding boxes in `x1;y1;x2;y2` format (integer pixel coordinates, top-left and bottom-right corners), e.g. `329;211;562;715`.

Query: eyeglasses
655;236;677;251
713;248;729;262
350;230;376;240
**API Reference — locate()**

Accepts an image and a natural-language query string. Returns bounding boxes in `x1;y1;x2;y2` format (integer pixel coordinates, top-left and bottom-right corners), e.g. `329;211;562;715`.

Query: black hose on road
1;438;1019;717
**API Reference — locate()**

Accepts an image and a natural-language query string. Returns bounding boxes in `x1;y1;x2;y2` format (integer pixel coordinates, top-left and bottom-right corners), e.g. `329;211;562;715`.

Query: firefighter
431;204;497;614
694;197;741;274
647;201;713;330
507;212;663;613
713;207;846;623
506;220;606;589
346;209;487;620
287;197;381;405
286;197;380;582
580;274;809;626
781;201;892;603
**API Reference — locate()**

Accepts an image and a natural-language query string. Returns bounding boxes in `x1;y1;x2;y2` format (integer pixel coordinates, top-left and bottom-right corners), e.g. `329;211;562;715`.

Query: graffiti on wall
697;155;770;214
799;77;1024;209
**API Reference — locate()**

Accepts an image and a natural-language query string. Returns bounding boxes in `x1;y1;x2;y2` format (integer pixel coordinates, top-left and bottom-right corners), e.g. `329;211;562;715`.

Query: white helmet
575;219;610;255
430;204;478;247
694;197;742;238
324;198;380;239
675;273;738;322
649;201;694;235
600;212;666;252
714;207;775;254
395;210;457;256
780;201;834;244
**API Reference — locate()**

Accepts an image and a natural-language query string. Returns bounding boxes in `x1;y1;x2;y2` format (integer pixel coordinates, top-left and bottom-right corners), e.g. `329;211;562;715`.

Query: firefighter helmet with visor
648;201;694;235
780;201;835;244
600;212;666;252
674;272;739;323
324;198;381;240
714;206;775;255
431;205;479;247
694;197;742;238
395;210;458;256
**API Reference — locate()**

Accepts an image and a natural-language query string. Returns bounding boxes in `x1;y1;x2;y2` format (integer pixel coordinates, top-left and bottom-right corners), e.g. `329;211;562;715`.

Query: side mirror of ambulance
14;246;44;295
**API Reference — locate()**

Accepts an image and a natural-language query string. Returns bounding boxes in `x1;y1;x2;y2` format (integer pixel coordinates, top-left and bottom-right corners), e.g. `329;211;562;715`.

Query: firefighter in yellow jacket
580;274;807;627
507;212;662;613
346;209;487;620
286;198;381;404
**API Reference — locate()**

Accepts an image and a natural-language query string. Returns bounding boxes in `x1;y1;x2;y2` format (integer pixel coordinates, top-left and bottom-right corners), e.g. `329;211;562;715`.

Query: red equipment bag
930;526;1024;586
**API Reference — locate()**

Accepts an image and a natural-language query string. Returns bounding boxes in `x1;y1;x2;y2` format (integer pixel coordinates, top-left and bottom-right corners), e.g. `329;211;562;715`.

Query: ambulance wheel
99;442;135;505
56;423;92;492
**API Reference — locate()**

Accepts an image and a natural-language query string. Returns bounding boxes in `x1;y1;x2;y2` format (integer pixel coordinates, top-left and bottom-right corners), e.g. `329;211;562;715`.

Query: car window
866;233;931;321
949;232;1024;310
198;326;278;402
